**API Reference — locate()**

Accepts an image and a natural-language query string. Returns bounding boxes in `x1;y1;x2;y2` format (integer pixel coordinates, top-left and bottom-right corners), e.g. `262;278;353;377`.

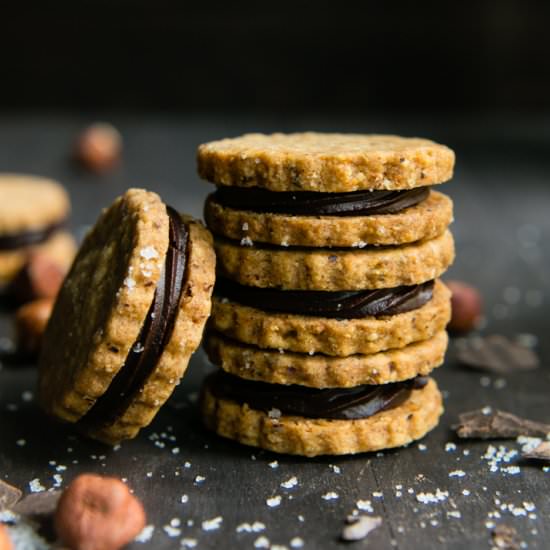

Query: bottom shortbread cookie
201;377;443;457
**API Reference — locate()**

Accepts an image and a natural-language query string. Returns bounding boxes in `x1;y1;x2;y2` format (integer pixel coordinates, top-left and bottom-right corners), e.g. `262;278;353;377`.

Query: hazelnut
55;474;146;550
0;525;13;550
11;252;66;303
15;298;54;357
75;123;122;174
446;280;483;333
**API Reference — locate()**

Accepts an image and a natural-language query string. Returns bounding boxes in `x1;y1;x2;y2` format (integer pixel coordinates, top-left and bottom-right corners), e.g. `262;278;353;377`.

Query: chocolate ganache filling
0;220;66;251
216;278;434;318
212;186;429;216
79;206;188;430
207;371;429;420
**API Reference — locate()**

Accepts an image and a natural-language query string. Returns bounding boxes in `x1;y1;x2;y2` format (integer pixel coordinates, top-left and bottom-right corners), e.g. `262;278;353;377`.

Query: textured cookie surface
91;218;216;443
205;330;448;388
198;133;455;192
0;174;71;233
210;279;450;356
205;190;453;247
0;231;76;285
38;189;216;444
201;377;443;456
215;229;454;291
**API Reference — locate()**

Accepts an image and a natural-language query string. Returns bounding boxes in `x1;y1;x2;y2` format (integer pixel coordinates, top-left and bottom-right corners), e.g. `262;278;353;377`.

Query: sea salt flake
140;246;158;260
254;536;270;548
181;539;197;548
29;479;46;493
269;461;279;469
124;277;136;290
416;489;449;504
180;494;189;504
267;495;282;507
322;491;339;501
329;464;341;474
449;470;466;478
356;500;373;512
240;236;254;247
445;442;457;452
268;408;282;419
281;477;298;489
202;516;223;531
163;525;181;537
290;537;304;548
135;525;154;543
194;475;206;484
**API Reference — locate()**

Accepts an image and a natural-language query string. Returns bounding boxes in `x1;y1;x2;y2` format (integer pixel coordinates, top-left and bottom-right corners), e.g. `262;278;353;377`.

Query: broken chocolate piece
455;334;539;374
455;409;550;439
523;441;550;461
491;524;521;550
341;515;382;542
0;480;22;511
13;491;61;518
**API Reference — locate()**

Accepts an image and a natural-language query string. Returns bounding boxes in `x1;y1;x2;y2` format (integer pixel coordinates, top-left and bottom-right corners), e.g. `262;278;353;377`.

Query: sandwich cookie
201;372;443;456
0;174;76;287
38;189;216;444
205;330;449;388
198;132;455;456
205;188;453;248
210;279;451;356
214;229;454;291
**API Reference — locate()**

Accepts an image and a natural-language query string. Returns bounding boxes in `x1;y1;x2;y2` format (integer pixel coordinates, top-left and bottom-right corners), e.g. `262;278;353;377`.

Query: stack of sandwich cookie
38;189;216;444
0;174;76;291
198;133;455;457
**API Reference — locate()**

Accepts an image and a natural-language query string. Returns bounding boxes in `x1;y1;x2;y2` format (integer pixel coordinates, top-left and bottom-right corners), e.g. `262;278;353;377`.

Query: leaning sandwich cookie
0;174;76;290
198;132;455;456
38;189;215;444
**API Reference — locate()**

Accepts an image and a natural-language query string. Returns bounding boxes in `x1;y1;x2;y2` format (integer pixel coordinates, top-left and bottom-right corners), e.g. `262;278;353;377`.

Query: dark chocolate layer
212;186;429;216
216;279;434;318
0;220;66;251
206;370;428;420
79;206;188;430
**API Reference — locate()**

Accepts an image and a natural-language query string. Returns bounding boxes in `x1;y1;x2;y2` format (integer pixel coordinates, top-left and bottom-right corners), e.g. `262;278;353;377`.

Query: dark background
1;0;549;115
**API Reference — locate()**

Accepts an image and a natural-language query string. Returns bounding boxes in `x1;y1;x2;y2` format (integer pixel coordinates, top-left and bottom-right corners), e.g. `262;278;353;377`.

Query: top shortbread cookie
197;133;455;192
0;174;70;234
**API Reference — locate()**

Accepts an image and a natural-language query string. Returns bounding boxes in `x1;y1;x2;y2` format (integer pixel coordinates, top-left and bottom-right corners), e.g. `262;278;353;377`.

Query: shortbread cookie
198;133;455;192
201;374;443;456
215;229;454;291
38;189;216;444
0;174;76;286
205;330;448;387
210;279;450;356
205;189;453;247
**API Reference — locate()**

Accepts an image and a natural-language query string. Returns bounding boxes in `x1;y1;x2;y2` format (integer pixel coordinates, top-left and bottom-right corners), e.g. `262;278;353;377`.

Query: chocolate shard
341;515;382;542
455;334;539;374
491;524;521;550
0;480;22;510
12;491;61;517
523;441;550;461
454;409;550;439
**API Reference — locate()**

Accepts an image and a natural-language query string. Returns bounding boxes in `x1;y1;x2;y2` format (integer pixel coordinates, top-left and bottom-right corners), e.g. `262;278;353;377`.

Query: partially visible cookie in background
38;188;216;444
0;174;76;295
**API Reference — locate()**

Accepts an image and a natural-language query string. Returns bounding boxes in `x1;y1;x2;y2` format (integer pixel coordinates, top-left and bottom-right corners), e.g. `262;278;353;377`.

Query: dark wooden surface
0;115;549;549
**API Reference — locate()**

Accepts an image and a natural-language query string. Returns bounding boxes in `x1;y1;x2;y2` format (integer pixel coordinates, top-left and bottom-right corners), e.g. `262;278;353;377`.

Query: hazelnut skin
0;525;13;550
55;474;146;550
15;297;54;357
10;252;66;304
75;123;122;174
446;280;483;333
